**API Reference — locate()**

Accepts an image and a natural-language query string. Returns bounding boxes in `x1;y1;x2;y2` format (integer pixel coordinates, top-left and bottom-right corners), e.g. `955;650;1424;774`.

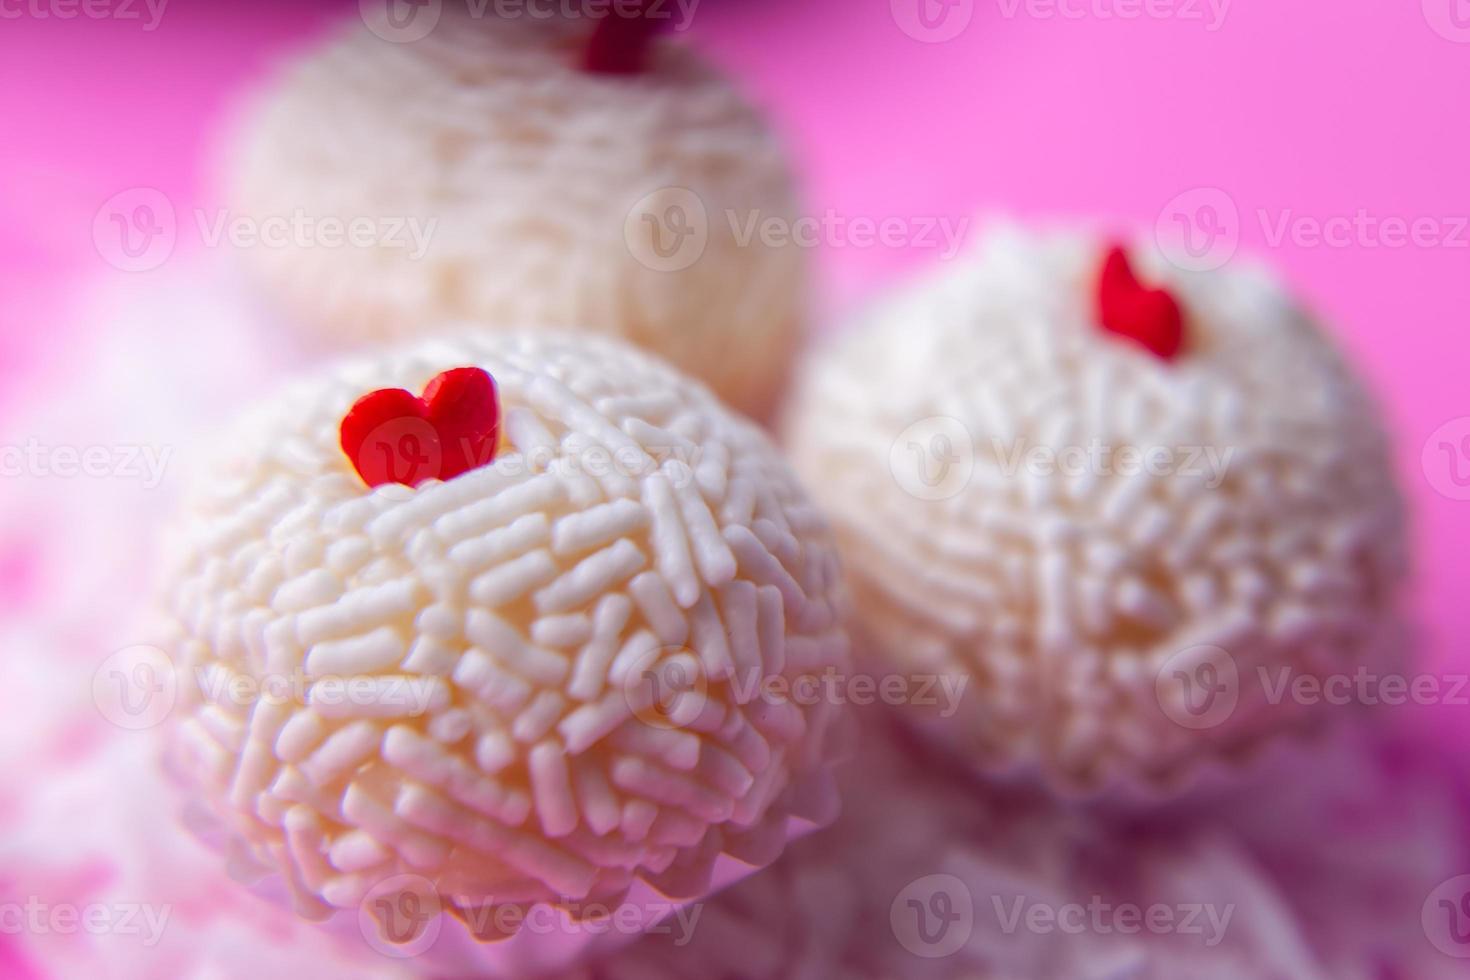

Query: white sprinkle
721;475;757;526
282;807;332;892
719;580;762;684
428;709;473;744
567;594;633;701
673;475;737;587
468;549;559;606
643;473;700;608
347;781;451;871
434;473;565;543
503;406;558;457
623;418;698;459
416;603;461;639
475;730;516;774
464;609;569;686
447;512;550;570
1077;573;1114;636
196;705;246;753
1128;503;1173;551
401;635;459;675
296;577;423;646
307;676;448;719
551;499;649;557
698;743;755;799
648;807;705;848
723;524;806;617
723;713;773;773
394;783;593;898
326;537;376;581
529;741;578;838
327;831;390;873
383;725;530;827
299;720;380;786
1116;576;1175;631
1037;549;1074;654
321;495;384;537
610;756;731;823
531;613;593;649
687;592;735;682
513;690;567;744
228;736;276;812
751;517;799;569
558;692;632;755
629;571;689;647
534;539;646;616
620;799;658;842
527;375;653;473
273;568;343;614
572;760;622;836
694;441;729;500
745;696;805;743
1100;468;1154;526
755;585;786;676
178;718;232;782
608;629;661;690
611;721;700;772
305;626;405;676
366;465;517;546
596;392;679;419
274;710;326;763
752;480;793;540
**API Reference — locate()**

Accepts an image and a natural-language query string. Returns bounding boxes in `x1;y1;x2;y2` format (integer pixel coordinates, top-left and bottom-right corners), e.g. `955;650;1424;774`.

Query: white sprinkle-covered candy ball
160;331;850;944
225;6;805;418
785;225;1406;795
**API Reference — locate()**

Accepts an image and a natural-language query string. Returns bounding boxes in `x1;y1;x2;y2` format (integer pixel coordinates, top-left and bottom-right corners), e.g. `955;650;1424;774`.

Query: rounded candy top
786;225;1406;796
161;331;850;941
226;6;805;418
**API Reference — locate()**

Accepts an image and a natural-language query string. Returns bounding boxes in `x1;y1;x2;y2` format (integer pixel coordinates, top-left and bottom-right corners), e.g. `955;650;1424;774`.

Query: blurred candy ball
785;225;1406;796
159;331;849;946
578;712;1466;980
224;4;806;419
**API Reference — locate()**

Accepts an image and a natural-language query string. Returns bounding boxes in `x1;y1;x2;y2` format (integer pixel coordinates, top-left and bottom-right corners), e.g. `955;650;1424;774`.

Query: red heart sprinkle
581;1;664;75
340;367;500;489
1096;244;1186;361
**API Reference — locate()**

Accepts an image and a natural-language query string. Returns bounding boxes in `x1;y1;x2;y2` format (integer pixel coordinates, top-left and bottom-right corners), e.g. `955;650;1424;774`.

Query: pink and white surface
3;1;1470;976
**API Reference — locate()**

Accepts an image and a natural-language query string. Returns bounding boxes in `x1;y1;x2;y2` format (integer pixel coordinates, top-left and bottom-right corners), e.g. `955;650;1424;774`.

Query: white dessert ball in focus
159;330;850;947
224;5;806;418
784;225;1406;796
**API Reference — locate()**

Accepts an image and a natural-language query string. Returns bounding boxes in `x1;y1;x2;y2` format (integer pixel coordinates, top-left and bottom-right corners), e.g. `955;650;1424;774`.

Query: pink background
2;0;1468;712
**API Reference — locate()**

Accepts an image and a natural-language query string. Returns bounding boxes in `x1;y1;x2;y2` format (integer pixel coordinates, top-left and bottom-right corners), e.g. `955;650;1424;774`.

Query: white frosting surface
161;330;849;939
785;225;1406;794
227;7;805;417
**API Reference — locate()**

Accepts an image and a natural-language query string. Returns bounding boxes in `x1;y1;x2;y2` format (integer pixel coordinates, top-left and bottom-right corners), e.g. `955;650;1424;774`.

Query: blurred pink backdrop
2;0;1468;717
